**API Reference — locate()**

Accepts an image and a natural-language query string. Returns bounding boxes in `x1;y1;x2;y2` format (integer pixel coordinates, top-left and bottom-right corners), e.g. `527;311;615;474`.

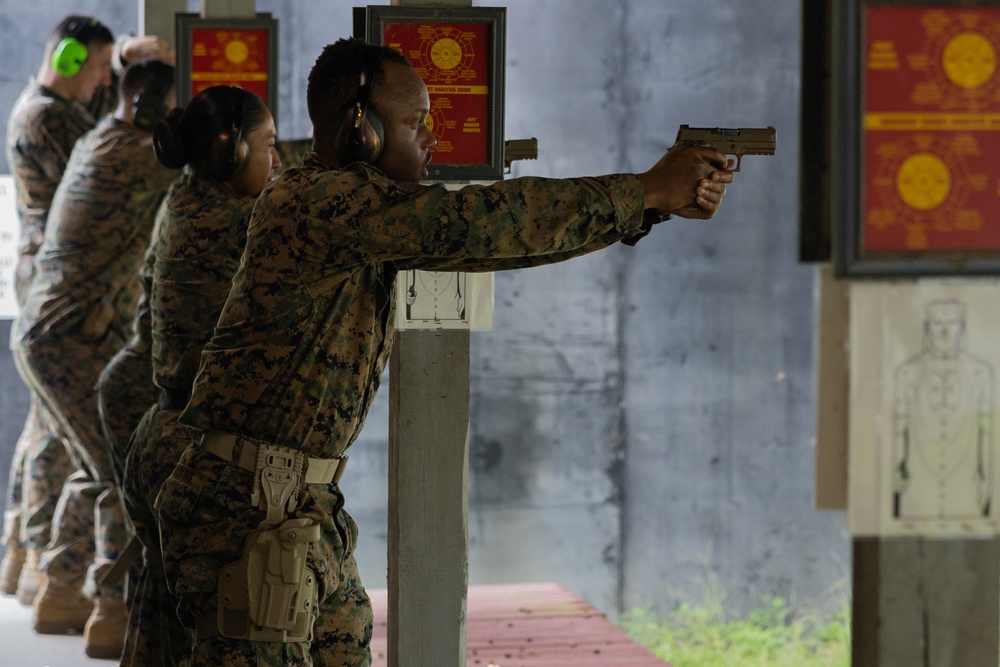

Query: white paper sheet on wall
393;180;495;331
395;270;493;330
0;176;19;319
849;280;1000;538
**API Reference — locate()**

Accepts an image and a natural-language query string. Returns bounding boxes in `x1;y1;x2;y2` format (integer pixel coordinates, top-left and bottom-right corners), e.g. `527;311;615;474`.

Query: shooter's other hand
121;35;176;65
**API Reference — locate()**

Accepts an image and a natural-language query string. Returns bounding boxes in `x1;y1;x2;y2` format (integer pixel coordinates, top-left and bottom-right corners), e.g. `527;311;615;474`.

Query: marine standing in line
11;58;178;660
2;14;174;608
121;84;282;667
2;16;117;609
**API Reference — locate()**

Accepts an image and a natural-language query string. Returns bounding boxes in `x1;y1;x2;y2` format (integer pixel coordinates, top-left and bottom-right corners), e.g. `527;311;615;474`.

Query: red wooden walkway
369;582;671;666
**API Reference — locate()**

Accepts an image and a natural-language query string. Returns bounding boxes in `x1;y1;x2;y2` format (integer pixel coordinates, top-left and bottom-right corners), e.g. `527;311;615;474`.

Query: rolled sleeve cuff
602;173;654;242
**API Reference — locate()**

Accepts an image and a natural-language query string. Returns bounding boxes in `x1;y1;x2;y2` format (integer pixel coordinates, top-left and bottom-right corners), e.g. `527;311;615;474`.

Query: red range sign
382;21;490;165
189;28;271;106
863;7;1000;253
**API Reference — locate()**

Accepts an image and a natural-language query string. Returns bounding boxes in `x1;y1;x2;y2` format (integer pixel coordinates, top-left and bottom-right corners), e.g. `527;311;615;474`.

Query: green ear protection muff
51;18;100;77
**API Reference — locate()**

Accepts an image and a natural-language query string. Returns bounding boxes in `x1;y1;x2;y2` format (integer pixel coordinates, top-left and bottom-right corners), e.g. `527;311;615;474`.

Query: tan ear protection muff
333;53;384;165
208;87;251;181
51;18;100;77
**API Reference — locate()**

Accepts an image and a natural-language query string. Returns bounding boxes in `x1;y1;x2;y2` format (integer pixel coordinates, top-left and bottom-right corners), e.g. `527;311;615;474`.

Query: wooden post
852;537;1000;666
139;0;187;42
388;331;470;667
814;265;849;510
200;0;256;19
384;3;473;665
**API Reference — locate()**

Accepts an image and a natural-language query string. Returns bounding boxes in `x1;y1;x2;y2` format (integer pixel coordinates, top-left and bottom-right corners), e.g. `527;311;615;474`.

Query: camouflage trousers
156;442;373;666
97;343;158;484
4;258;70;555
122;403;194;667
2;398;73;551
14;331;129;597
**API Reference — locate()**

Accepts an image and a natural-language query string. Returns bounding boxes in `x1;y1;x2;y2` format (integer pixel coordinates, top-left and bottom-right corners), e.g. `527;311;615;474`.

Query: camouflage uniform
97;244;157;480
12;114;176;599
274;138;312;176
90;245;156;650
122;175;258;667
156;155;646;665
3;80;95;564
2;404;75;553
6;80;101;300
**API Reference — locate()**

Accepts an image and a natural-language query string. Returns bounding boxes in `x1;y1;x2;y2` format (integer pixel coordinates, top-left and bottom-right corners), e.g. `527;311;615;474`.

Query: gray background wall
0;0;849;620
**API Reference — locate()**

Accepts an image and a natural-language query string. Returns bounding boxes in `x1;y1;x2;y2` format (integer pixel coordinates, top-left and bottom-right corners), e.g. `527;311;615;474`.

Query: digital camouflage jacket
15;115;176;346
180;155;646;460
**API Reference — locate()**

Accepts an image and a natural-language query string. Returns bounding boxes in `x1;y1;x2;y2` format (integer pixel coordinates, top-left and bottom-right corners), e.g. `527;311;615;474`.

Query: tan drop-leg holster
194;433;347;643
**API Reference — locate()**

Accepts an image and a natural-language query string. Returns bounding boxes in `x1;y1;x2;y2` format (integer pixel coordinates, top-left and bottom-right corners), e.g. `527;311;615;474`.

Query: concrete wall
0;0;850;619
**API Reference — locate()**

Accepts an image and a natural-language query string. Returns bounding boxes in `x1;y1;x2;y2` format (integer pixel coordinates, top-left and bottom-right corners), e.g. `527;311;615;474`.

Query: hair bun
152;107;187;169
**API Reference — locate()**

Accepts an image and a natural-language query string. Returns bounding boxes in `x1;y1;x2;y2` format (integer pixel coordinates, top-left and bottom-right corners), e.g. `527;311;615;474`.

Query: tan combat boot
16;547;44;605
33;578;93;635
0;544;25;595
83;594;127;659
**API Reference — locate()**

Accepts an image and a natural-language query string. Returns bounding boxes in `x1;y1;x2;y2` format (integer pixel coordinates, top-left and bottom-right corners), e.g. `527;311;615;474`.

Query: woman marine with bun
120;84;281;667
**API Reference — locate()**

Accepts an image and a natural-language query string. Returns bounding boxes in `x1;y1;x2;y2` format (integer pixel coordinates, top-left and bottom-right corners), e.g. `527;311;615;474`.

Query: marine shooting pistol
674;125;776;171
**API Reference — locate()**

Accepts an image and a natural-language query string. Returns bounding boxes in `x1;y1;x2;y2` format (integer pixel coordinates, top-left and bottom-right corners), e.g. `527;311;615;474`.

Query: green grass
619;550;851;666
620;596;851;667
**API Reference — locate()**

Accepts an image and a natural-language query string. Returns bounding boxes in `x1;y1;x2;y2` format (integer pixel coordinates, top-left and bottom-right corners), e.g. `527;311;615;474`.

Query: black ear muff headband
334;51;384;165
209;87;250;181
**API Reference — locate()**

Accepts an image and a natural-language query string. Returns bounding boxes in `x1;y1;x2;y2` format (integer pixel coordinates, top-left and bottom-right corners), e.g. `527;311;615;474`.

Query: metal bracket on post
391;0;471;5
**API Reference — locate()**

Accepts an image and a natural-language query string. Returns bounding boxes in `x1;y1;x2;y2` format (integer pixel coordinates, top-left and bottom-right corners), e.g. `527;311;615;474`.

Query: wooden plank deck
369;582;671;667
